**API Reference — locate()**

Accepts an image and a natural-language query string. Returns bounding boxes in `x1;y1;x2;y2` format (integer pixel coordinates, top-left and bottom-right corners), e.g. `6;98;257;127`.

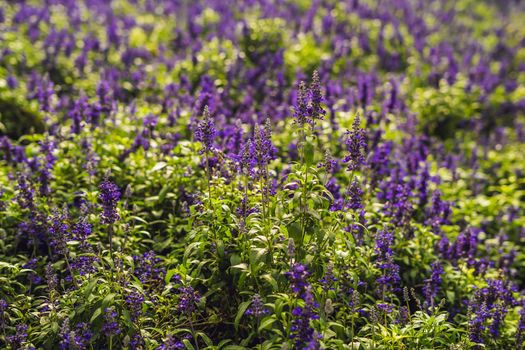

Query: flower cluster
0;0;524;349
245;294;269;318
468;279;517;344
293;70;326;128
195;106;216;154
374;230;400;295
59;320;93;350
177;286;201;316
343;114;367;171
423;261;444;308
98;177;121;225
132;250;166;290
286;264;320;348
125;291;145;322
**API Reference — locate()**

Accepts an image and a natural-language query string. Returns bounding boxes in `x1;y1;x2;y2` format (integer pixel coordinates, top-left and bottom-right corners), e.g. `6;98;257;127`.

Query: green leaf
90;308;102;323
84;278;98;298
258;316;276;333
150;161;167;172
260;274;278;291
182;339;196;350
101;293;116;309
304;141;315;165
197;331;214;346
231;263;248;271
158;184;170;202
234;301;251;331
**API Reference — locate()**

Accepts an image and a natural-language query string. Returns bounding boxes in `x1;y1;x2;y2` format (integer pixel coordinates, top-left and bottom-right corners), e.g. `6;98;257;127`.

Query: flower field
1;0;525;349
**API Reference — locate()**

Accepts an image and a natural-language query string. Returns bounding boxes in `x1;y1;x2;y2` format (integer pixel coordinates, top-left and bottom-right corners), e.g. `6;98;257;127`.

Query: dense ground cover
1;0;525;349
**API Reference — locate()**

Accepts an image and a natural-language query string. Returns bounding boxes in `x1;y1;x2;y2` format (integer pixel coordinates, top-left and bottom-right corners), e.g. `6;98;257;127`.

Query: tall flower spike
195;105;216;154
102;307;121;337
252;121;276;175
319;149;338;173
245;294;269;317
98;177;121;225
290;285;320;348
294;81;309;127
286;263;310;294
177;286;201;316
239;139;254;176
346;178;363;210
309;70;325;124
374;229;400;293
423;261;444;308
343;114;367;171
7;324;29;349
125;291;145;322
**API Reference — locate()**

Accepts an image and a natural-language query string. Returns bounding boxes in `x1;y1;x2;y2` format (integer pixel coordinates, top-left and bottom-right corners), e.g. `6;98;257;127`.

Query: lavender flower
245;294;269;317
377;302;394;314
38;138;56;196
318;149;338;174
375;230;400;293
24;258;42;285
37;77;55;113
98;177;121;224
423;261;444;308
71;220;92;249
59;321;93;350
69;94;88;134
7;324;29;349
290;286;320;348
177;286;201;316
157;334;186;350
97;80;112;113
343;114;367;171
102;307;121;337
238;139;255;176
468;279;517;344
294;81;309;127
378;177;413;227
16;174;35;210
451;227;479;266
48;211;69;255
319;263;337;292
369;141;392;184
132;251;165;290
71;255;98;276
253;120;276;171
426;190;452;229
309;70;325;124
125;291;145;322
294;71;325;128
285;263;310;294
46;263;58;294
346;178;363;210
195;106;216;154
130;333;145;350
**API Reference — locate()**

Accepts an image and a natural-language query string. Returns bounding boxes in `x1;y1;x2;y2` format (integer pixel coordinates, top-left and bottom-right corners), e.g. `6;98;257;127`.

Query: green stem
243;174;249;251
299;126;307;253
64;253;79;289
205;150;215;241
189;318;200;350
108;223;116;266
350;315;355;349
259;174;265;227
